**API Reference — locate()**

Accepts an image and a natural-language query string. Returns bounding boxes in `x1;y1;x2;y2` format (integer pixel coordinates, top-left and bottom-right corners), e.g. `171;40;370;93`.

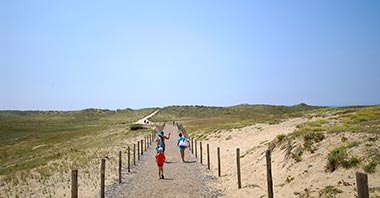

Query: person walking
156;131;170;153
155;147;166;179
177;133;189;162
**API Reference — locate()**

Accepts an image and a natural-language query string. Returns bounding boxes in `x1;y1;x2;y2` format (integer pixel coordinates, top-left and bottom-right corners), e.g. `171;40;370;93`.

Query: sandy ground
201;118;380;198
2;117;379;198
106;124;220;198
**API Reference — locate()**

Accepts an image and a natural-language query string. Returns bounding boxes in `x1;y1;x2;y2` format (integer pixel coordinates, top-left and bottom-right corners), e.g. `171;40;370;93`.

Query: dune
200;118;380;197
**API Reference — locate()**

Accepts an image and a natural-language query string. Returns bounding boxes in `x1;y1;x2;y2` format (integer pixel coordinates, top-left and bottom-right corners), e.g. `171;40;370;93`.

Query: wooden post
191;138;194;154
195;139;198;158
200;142;203;164
141;140;144;155
188;137;191;152
128;146;130;172
119;151;122;184
133;144;136;165
237;148;241;189
207;144;210;170
266;150;273;198
356;172;369;198
145;137;147;151
71;170;78;198
217;147;221;177
137;141;140;160
100;158;105;198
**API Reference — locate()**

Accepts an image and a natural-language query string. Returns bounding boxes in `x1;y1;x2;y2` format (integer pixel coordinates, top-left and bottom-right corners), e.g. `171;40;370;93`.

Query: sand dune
201;118;380;197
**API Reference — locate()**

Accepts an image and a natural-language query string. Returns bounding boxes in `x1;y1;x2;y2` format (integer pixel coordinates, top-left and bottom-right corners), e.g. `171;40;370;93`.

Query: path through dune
106;124;220;198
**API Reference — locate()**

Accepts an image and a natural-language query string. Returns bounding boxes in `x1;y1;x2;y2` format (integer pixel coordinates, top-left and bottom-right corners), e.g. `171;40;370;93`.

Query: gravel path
105;124;220;198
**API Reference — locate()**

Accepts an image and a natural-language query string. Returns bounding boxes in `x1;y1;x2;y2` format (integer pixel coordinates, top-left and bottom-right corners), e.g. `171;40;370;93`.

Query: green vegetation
342;157;360;168
363;161;377;173
291;146;303;162
292;119;328;137
326;142;363;172
319;186;342;198
276;134;286;142
326;147;347;172
150;103;322;139
0;108;156;176
1;104;379;187
327;106;380;134
347;141;360;148
130;124;145;130
369;187;380;193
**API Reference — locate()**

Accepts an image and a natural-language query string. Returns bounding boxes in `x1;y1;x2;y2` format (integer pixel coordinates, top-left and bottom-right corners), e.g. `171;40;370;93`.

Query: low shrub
276;134;286;142
342;157;360;168
319;186;342;197
130;124;144;130
291;146;303;162
326;147;346;172
304;132;325;143
347;141;360;148
363;162;377;173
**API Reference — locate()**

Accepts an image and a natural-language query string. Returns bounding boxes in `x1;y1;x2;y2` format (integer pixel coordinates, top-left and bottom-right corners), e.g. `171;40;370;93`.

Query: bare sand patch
200;118;380;197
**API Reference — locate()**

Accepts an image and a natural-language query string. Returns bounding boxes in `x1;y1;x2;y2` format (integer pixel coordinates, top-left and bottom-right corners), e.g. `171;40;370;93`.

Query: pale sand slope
200;118;380;198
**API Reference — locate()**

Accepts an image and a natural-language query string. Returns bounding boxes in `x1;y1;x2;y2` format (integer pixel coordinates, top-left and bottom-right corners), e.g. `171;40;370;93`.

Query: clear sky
1;1;379;110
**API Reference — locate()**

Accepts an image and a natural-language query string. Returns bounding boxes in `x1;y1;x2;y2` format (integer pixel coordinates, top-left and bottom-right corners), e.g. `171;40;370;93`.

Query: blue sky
1;1;379;110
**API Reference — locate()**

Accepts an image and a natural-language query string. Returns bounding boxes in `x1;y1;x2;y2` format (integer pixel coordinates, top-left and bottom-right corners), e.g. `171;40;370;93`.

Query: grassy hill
0;108;157;176
150;103;324;137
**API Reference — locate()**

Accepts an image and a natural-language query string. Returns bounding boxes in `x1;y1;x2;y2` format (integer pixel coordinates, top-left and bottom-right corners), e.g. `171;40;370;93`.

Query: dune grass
150;103;322;139
0;108;156;177
2;104;379;184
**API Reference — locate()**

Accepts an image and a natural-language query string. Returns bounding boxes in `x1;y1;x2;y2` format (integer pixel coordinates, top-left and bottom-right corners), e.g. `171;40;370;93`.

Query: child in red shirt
155;147;166;179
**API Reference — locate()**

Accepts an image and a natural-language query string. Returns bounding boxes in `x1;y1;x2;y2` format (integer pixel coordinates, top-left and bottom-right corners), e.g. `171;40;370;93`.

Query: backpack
179;139;189;148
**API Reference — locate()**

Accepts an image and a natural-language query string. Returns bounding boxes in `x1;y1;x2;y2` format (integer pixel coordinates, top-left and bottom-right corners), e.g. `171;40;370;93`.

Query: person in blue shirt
156;131;170;153
177;133;188;162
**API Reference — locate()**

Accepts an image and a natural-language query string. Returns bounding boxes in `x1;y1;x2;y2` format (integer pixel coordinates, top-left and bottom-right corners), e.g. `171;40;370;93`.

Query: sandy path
106;124;220;198
135;110;159;125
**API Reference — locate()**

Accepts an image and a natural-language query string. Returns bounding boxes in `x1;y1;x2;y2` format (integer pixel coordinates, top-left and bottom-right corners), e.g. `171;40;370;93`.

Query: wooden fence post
145;137;147;151
207;144;210;170
237;148;241;189
195;139;198;158
217;147;221;177
137;141;140;160
119;151;122;184
141;140;144;155
100;158;105;198
191;138;194;154
266;150;273;198
128;146;130;172
71;170;78;198
188;137;191;152
133;144;136;165
200;142;203;164
356;172;369;198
